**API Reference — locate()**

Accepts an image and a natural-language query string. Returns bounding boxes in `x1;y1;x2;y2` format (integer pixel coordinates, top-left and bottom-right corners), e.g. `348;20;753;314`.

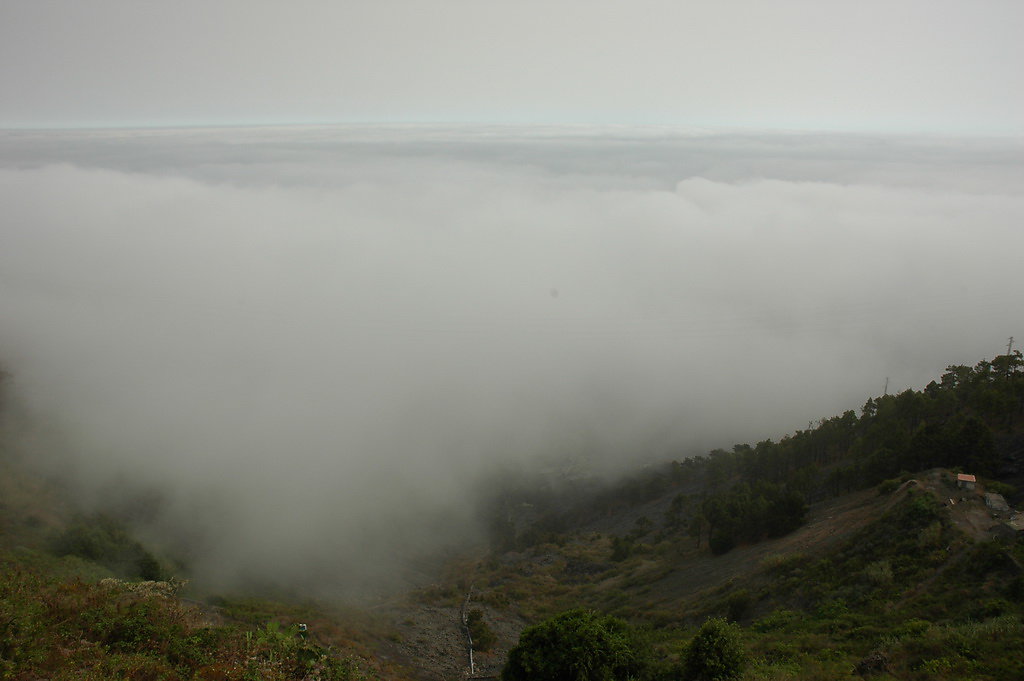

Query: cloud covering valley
1;126;1021;596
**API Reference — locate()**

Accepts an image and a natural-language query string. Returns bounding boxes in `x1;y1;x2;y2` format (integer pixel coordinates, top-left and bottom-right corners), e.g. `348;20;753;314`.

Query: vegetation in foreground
0;411;384;680
0;550;372;681
501;608;653;681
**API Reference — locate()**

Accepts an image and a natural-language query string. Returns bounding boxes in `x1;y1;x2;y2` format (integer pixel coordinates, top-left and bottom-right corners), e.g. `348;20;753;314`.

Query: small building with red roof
957;473;977;491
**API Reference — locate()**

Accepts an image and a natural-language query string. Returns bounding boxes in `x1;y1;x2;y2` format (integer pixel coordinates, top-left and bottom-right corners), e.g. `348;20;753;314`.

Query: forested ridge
669;350;1021;554
492;350;1024;556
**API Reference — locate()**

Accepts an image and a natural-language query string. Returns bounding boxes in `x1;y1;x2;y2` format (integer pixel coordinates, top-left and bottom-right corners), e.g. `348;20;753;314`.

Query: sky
1;1;1023;133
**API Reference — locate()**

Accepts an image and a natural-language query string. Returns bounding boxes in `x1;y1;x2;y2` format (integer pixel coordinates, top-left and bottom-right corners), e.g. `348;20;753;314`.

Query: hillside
397;470;1023;680
0;436;410;680
398;351;1024;679
2;350;1024;680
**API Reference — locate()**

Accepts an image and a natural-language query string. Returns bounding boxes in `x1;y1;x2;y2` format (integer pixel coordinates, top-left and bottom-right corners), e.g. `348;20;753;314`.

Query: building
956;473;977;491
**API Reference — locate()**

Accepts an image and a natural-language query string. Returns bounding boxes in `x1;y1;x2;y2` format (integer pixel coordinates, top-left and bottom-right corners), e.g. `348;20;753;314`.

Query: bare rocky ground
375;603;466;681
369;597;526;680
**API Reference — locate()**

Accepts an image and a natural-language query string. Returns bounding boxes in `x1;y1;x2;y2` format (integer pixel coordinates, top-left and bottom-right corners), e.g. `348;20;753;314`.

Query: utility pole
1008;337;1015;355
883;377;888;397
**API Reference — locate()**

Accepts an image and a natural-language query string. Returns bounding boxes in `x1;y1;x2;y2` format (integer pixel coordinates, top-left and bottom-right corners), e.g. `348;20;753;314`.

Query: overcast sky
1;1;1023;133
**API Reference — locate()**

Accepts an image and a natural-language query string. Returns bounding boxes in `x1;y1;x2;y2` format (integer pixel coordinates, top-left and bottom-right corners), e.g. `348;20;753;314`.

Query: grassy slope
440;355;1024;678
437;471;1024;680
0;449;405;681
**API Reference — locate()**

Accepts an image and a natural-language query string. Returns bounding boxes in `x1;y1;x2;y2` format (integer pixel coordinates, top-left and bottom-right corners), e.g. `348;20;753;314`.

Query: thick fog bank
1;126;1021;596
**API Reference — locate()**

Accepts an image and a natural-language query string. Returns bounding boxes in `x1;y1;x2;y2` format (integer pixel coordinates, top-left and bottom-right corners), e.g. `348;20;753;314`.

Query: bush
862;560;893;587
751;609;799;633
611;536;634;562
50;515;163;580
917;521;943;549
502;608;650;681
466;609;496;652
901;494;943;526
708;531;735;556
985;480;1017;497
725;590;751;622
877;478;901;495
682;617;747;681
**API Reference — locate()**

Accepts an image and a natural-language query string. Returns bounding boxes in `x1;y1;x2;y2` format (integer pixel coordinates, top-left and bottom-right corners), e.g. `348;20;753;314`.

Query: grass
0;456;400;680
0;549;378;680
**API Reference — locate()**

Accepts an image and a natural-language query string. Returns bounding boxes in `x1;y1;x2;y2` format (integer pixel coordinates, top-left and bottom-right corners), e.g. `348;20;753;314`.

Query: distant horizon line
2;120;1022;141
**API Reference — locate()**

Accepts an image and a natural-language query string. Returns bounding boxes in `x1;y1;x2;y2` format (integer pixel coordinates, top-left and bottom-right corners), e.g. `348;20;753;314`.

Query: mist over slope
1;126;1021;596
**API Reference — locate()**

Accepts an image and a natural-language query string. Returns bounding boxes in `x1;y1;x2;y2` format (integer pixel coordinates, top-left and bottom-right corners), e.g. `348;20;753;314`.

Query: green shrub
466;609;496;652
501;608;650;681
758;553;805;572
974;598;1012;618
862;560;893;587
893;618;931;639
725;590;752;622
751;610;799;633
877;478;901;495
815;599;849;620
917;521;944;549
708;531;736;556
611;536;634;562
50;515;163;580
681;617;747;681
985;480;1017;497
904;494;942;525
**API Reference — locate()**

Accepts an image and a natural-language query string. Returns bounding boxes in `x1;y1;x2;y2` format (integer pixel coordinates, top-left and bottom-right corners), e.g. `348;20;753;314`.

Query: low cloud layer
1;126;1021;596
